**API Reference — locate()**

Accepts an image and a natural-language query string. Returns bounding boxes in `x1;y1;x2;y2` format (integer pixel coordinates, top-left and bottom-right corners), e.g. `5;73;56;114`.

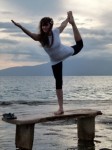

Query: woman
11;11;83;115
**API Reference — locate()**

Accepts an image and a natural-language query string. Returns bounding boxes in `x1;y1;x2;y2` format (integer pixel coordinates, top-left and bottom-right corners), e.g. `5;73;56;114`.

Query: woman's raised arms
11;20;40;41
58;16;69;33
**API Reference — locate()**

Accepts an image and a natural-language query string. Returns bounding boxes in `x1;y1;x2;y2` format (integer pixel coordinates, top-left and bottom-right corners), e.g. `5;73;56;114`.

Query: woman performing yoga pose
11;11;83;115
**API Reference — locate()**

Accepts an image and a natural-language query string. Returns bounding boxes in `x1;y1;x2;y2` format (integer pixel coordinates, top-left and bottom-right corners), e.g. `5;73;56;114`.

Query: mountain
0;57;112;76
0;63;52;76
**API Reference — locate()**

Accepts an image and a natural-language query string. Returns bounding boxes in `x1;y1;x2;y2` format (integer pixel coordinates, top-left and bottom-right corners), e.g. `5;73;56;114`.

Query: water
0;76;112;150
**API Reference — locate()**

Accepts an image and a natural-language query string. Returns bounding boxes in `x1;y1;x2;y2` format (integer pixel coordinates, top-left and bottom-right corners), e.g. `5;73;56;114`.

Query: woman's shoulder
53;27;60;34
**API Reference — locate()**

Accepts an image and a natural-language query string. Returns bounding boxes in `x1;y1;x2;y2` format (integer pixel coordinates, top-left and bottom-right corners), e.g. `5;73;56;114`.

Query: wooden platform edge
2;109;102;125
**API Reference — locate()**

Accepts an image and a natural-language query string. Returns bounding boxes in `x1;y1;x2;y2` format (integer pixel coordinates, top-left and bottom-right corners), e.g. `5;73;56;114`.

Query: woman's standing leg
56;89;63;113
52;62;64;115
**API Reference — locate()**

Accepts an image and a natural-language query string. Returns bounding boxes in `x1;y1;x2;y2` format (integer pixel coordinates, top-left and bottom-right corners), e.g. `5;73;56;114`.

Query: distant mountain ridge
0;63;52;76
0;58;112;76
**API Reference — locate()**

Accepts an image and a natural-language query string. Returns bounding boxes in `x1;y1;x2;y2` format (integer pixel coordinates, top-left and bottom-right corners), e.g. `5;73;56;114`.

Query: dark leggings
52;62;63;89
52;39;83;89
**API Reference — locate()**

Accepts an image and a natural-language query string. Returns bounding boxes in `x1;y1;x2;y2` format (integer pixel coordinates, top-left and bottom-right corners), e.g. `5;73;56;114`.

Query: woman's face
42;23;51;33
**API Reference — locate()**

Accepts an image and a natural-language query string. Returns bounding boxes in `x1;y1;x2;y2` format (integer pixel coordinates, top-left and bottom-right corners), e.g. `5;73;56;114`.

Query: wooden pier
2;109;102;150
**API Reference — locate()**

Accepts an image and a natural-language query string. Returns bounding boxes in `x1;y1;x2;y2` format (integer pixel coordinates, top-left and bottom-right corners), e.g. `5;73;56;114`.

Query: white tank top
43;28;74;65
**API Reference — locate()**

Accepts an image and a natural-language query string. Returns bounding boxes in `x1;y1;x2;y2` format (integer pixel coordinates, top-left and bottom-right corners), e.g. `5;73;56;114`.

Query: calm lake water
0;76;112;150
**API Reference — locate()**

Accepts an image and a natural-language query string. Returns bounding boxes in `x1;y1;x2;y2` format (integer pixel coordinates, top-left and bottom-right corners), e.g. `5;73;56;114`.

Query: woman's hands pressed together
67;11;75;25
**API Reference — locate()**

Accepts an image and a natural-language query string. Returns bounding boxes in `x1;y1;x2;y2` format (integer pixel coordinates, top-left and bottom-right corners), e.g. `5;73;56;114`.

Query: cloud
0;40;49;62
99;10;112;29
0;39;19;45
0;22;14;29
2;0;65;19
0;19;49;66
0;0;112;74
0;21;37;33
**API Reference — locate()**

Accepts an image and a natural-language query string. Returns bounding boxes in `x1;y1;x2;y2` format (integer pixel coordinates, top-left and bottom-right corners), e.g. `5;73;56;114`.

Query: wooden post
77;116;95;141
78;140;95;150
16;124;35;150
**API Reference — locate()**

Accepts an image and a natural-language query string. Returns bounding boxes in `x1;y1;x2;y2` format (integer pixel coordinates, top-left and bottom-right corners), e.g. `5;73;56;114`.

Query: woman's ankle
54;109;64;115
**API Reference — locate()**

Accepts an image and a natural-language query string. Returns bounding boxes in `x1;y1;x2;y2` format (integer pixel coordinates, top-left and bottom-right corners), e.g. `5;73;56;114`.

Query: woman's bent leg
68;11;83;55
71;39;83;55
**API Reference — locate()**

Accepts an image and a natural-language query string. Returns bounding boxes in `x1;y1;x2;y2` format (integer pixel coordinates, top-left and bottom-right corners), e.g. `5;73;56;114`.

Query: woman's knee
56;79;63;89
72;39;83;55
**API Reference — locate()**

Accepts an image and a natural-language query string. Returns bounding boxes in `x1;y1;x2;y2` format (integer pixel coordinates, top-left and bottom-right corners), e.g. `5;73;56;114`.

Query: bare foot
67;11;75;25
54;110;64;115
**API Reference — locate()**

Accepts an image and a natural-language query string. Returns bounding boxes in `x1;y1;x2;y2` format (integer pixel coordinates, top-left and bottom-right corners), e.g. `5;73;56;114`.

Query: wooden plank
2;109;102;125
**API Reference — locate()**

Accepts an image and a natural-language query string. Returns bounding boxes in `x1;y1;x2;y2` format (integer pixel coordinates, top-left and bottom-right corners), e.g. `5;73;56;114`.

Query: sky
0;0;112;74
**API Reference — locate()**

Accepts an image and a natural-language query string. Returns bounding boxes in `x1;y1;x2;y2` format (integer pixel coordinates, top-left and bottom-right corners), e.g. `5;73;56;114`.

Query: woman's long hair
38;17;54;47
